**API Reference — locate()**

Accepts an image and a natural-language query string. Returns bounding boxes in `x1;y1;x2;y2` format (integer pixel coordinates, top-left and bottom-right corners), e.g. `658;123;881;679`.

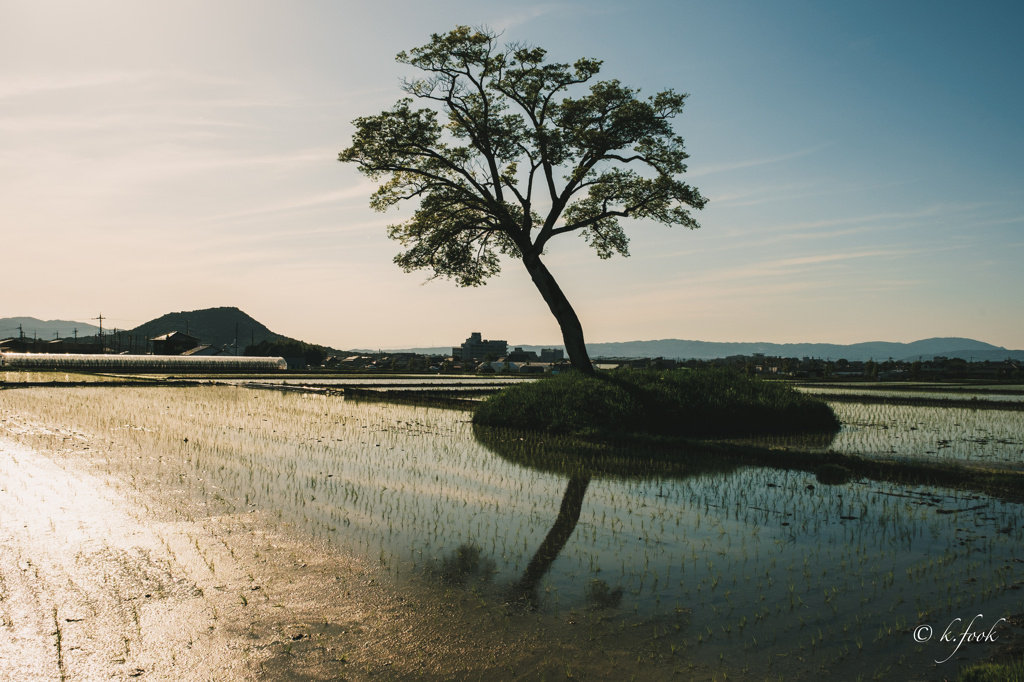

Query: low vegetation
472;368;841;438
956;658;1024;682
244;338;329;365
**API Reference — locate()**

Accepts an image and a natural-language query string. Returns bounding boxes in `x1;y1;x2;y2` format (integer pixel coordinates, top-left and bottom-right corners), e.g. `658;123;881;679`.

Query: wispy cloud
689;248;908;282
491;5;564;32
762;250;902;269
688;143;832;178
193;183;381;227
0;69;240;101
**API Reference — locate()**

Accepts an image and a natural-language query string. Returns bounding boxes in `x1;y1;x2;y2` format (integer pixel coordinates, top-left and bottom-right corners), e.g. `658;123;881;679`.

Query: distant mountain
581;337;1021;362
579;337;1023;362
0;316;100;341
129;307;287;349
376;337;1023;362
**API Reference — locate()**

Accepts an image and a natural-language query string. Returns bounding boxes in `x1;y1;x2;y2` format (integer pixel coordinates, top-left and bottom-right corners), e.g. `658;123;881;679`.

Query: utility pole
92;314;105;353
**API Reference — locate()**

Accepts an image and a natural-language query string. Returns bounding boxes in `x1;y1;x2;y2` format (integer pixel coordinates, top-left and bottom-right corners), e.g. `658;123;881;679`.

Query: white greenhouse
0;353;287;373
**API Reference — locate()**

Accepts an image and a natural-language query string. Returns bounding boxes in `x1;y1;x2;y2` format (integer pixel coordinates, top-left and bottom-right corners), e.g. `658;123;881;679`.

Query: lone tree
340;27;706;372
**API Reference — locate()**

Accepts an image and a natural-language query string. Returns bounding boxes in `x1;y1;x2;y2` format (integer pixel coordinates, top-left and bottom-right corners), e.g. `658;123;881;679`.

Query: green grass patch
472;368;840;438
956;658;1024;682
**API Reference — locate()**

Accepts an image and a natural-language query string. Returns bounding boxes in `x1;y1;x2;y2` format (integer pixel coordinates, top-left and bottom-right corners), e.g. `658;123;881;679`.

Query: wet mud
0;435;683;681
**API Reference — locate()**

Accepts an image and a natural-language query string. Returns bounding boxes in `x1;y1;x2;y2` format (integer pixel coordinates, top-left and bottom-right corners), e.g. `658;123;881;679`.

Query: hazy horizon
3;1;1021;350
3;313;1020;355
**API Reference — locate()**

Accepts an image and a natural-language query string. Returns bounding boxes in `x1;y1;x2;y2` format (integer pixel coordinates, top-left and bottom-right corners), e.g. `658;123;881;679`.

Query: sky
2;0;1022;350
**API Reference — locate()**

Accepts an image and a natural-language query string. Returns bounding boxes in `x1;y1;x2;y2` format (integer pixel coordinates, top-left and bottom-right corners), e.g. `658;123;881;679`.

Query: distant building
507;347;538;362
540;348;564;362
152;331;201;355
453;332;507;361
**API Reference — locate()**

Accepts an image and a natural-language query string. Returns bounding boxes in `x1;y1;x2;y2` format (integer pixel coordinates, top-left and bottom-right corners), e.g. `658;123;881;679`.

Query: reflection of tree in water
516;476;591;598
468;425;842;611
511;479;622;610
426;544;497;588
472;425;749;607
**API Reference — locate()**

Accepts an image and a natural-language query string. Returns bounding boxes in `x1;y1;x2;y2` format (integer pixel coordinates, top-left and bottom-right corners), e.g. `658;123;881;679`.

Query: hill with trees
129;307;285;349
129;307;346;361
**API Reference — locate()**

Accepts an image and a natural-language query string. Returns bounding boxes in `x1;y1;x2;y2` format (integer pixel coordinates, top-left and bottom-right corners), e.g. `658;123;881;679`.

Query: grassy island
472;368;840;438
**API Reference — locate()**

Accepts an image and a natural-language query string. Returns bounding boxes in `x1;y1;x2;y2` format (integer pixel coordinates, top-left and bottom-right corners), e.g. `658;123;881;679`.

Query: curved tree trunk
517;476;591;596
522;253;594;373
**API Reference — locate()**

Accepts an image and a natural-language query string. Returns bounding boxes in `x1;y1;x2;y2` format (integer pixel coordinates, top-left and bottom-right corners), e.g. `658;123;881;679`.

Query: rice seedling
828;402;1024;468
1;383;1021;680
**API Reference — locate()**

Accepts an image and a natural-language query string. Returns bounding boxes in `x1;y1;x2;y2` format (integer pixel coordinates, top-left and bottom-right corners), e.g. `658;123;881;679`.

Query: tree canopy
340;26;706;371
244;339;325;366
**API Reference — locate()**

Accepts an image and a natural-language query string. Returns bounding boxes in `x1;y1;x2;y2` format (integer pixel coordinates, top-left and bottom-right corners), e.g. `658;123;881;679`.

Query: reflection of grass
585;579;624;609
474;425;1024;498
426;544;497;587
472;426;742;481
473;368;840;438
815;463;852;485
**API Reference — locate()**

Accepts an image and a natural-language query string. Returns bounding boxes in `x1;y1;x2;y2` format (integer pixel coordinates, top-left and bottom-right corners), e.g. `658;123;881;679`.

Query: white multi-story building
452;332;507;361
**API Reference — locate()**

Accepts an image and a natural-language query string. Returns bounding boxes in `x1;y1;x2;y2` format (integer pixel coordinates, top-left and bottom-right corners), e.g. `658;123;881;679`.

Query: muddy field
0;395;683;681
2;384;1023;681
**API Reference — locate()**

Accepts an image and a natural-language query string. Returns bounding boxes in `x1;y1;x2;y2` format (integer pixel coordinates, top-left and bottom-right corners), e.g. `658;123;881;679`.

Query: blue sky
2;1;1021;349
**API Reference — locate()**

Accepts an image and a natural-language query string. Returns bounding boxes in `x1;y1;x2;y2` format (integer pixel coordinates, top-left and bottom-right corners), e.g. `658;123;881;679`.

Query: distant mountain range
0;316;100;340
5;311;1019;362
378;337;1024;363
579;337;1024;362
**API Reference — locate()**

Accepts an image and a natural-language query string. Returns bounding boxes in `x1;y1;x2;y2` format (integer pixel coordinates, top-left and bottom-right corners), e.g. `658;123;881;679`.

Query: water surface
2;385;1022;680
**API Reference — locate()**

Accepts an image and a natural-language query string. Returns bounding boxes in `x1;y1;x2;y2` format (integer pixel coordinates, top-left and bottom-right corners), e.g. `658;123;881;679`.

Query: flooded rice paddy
798;385;1024;404
1;383;1023;680
829;403;1024;470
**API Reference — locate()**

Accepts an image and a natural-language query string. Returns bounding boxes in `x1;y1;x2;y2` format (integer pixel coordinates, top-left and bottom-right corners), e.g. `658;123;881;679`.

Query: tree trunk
522;253;594;373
